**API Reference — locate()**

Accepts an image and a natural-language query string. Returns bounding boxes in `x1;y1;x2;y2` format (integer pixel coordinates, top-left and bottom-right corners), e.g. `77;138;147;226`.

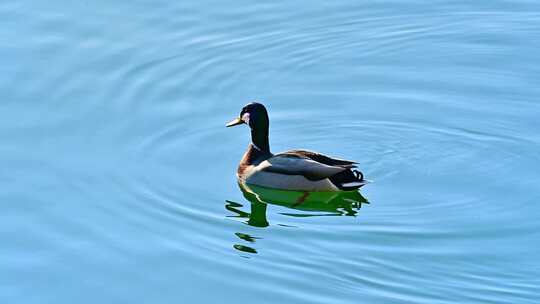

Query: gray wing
257;154;347;181
276;150;358;168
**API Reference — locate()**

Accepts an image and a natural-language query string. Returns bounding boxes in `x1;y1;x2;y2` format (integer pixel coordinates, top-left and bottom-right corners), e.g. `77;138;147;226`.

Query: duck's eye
241;112;250;125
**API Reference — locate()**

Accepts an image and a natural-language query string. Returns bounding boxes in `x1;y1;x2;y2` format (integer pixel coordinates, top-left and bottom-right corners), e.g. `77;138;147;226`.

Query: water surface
1;1;539;303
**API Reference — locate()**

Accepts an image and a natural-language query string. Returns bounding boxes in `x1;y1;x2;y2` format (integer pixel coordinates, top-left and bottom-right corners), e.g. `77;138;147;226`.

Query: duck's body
237;145;365;191
227;103;366;192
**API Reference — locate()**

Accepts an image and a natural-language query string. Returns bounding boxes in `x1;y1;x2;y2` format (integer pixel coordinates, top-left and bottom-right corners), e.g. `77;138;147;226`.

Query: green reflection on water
226;182;369;255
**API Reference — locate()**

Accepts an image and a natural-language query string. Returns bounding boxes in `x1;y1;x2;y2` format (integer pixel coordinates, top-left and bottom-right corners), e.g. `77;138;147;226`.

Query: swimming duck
226;102;366;192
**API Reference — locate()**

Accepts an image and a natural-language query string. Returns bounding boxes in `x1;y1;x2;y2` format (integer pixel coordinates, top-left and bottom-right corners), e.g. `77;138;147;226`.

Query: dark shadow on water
226;182;369;255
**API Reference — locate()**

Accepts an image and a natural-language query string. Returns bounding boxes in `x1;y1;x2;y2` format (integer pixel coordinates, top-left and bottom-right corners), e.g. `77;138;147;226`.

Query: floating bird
226;102;366;191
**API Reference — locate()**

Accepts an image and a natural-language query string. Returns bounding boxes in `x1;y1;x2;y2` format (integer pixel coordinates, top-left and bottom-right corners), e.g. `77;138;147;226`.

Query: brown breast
237;144;271;177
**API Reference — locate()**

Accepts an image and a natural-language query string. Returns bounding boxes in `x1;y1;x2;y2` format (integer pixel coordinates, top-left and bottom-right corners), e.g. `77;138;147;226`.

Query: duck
226;102;366;192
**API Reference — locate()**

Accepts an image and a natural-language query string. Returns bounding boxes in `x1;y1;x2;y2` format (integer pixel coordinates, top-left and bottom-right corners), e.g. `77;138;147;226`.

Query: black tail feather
329;169;365;190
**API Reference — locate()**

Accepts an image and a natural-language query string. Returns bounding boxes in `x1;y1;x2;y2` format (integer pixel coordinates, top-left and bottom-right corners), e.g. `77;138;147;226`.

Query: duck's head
226;102;269;131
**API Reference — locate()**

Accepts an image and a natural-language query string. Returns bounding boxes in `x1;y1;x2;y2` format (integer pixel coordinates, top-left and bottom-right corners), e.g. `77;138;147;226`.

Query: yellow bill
226;117;244;127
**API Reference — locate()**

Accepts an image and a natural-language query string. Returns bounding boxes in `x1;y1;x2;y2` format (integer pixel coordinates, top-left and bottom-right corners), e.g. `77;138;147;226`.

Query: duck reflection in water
226;182;369;255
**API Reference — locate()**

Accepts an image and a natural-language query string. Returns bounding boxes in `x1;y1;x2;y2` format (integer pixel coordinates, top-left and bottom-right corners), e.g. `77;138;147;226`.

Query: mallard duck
226;102;366;192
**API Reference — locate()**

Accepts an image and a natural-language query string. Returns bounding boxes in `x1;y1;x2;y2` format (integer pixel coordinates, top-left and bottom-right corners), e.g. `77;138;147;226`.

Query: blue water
1;1;539;303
